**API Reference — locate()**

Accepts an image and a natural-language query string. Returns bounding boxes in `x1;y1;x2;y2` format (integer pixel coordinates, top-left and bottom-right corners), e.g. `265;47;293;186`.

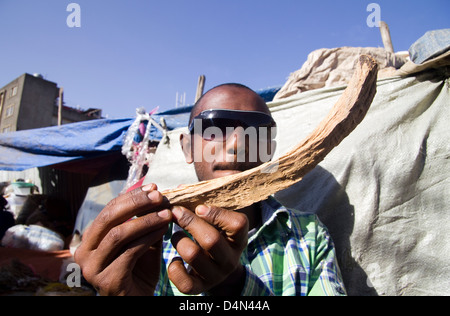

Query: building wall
0;75;26;133
17;74;59;130
1;73;102;134
51;106;102;125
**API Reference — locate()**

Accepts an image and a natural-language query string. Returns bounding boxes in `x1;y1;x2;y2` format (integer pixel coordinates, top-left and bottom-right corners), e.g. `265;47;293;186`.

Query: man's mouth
212;163;247;177
213;162;248;172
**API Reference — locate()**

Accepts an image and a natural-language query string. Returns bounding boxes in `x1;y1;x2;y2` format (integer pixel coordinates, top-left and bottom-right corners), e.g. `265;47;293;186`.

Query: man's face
181;86;276;182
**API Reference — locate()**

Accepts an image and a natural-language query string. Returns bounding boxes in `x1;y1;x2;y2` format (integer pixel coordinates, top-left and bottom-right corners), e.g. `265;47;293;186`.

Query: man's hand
168;204;249;295
74;184;172;296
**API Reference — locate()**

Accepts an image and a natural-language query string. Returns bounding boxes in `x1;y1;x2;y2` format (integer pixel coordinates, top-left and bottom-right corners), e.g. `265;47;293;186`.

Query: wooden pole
379;21;394;53
195;75;206;103
0;91;5;124
58;87;64;126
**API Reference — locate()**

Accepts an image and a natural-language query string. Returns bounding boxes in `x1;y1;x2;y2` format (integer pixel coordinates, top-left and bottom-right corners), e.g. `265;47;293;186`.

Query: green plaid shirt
154;197;346;296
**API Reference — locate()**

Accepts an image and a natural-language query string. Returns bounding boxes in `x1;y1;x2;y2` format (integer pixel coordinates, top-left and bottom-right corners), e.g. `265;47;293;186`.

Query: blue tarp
409;29;450;64
0;118;134;171
0;107;195;171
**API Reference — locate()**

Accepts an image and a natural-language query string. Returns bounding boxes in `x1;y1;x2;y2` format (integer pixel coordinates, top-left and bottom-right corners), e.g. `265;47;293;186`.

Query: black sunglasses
188;109;276;142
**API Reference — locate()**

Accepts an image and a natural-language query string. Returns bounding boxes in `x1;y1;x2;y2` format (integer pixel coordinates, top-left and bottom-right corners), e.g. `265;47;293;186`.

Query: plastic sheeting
0;112;192;172
273;47;406;100
409;29;450;64
144;69;450;295
0;118;133;171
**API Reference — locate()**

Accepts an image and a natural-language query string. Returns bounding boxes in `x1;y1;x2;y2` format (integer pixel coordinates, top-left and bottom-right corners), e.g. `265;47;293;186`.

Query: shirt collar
248;196;293;243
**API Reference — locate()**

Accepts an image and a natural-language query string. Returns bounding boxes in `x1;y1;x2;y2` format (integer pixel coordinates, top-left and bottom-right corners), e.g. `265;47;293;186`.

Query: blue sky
0;0;448;118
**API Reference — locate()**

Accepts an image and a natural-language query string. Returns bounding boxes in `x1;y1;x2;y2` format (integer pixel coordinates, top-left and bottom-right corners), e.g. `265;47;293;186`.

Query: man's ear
180;133;194;164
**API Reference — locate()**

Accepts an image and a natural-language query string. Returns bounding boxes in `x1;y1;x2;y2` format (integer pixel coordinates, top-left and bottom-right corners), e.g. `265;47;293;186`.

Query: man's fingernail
148;190;161;201
196;205;210;216
157;209;170;219
142;183;157;192
172;206;182;218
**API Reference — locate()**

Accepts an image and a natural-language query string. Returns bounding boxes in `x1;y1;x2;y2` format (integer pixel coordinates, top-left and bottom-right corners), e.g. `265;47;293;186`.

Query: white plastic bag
1;225;65;252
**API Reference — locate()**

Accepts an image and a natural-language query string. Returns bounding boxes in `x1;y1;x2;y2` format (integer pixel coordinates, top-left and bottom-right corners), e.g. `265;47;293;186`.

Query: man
75;83;346;296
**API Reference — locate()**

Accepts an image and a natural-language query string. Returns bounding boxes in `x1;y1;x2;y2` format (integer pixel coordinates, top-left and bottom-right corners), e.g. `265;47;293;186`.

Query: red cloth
0;248;72;281
126;177;145;192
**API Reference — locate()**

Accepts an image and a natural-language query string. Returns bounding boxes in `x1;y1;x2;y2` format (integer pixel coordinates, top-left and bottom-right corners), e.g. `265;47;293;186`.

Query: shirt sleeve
240;265;274;296
308;219;347;296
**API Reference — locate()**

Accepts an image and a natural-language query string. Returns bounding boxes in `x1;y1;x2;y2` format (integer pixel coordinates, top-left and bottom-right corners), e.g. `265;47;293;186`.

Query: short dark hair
189;83;259;125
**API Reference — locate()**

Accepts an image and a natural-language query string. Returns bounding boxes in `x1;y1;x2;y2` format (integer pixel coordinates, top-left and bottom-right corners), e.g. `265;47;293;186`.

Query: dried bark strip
163;55;379;211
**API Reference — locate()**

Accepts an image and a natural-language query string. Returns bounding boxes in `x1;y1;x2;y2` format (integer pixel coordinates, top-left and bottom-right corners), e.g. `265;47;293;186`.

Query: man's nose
225;128;249;161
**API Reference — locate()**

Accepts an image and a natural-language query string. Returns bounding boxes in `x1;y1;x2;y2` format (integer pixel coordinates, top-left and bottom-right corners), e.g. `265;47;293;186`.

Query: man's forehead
194;86;269;116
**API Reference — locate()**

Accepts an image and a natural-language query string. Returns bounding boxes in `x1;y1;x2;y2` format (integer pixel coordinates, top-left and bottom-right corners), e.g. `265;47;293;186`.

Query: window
5;104;14;118
2;126;11;133
10;86;18;97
